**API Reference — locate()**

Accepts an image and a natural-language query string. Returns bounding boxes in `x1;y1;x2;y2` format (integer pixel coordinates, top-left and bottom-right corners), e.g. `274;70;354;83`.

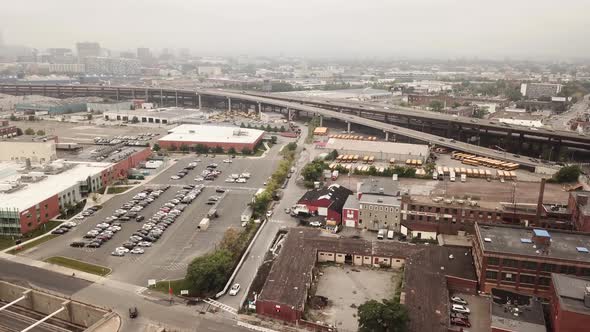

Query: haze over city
2;0;590;59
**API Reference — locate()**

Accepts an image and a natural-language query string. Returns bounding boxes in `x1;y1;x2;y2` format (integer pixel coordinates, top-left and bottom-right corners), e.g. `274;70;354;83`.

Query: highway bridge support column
159;88;164;107
518;133;524;153
175;91;178;107
385;132;389;141
347;121;351;133
116;88;119;101
227;97;232;112
319;115;323;127
258;102;262;114
197;94;202;109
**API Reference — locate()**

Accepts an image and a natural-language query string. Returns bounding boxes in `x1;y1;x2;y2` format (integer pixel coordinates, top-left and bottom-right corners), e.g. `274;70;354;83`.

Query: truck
331;170;339;180
432;171;438;180
241;206;253;222
460;174;467;182
450;171;456;182
198;218;210;230
387;230;394;240
377;229;386;240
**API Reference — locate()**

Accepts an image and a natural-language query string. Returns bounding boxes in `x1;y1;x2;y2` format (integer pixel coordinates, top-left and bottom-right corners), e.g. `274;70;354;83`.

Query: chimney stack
536;178;546;223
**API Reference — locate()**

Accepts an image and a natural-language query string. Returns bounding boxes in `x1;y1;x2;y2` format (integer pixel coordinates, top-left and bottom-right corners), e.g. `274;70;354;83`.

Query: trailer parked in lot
241;206;253;222
198;218;210;230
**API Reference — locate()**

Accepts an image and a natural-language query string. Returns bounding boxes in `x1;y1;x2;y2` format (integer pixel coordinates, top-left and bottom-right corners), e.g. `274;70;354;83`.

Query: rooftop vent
520;238;532;244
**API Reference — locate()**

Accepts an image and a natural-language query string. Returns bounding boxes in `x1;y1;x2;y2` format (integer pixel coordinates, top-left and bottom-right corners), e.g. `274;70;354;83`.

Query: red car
451;317;471;327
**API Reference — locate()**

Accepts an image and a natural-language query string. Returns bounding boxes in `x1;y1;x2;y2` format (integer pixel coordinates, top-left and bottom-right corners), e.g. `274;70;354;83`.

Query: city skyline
2;0;590;60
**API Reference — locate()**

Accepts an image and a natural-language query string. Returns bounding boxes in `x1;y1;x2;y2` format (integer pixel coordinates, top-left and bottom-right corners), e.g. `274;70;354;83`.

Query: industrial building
103;107;202;124
0;120;17;138
296;184;354;226
255;228;476;332
550;273;590;332
490;288;546;332
15;99;89;115
0;147;150;236
324;138;429;163
521;83;562;99
0;141;57;164
158;124;264;152
570;191;590;232
87;101;132;113
473;224;590;299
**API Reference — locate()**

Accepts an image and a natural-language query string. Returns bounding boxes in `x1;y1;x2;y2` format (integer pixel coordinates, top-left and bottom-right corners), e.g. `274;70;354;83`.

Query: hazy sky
2;0;589;59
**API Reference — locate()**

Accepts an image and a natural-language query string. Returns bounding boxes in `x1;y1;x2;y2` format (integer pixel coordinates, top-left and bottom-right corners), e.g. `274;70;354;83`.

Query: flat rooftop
0;161;110;211
552;273;590;316
325;138;429;157
491;288;546;332
159;124;264;144
359;193;401;206
476;224;590;263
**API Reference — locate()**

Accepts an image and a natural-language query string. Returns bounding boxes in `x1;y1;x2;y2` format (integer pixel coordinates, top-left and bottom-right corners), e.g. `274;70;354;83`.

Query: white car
223;159;232;163
130;248;145;254
225;178;235;183
111;251;125;257
309;221;322;227
194;176;204;182
137;241;152;247
266;210;273;218
170;175;181;180
115;247;130;253
229;283;241;296
451;296;468;305
451;304;470;314
74;215;85;220
236;178;247;183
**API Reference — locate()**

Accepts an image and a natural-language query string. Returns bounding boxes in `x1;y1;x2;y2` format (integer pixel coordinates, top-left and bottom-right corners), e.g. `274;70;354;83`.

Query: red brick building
550;273;590;332
473;223;590;299
158;124;264;152
0;120;18;138
570;191;590;232
297;184;353;225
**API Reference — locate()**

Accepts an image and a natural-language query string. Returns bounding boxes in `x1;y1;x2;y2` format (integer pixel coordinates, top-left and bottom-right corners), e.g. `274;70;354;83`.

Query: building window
539;277;551;286
502;258;519;269
540;263;557;272
487;257;500;266
559;265;577;275
485;270;498;281
521;261;538;271
519;274;536;285
379;206;383;211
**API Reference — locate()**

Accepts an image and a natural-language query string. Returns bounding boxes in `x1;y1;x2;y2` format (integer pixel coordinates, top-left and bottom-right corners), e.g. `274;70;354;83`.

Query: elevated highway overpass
0;84;561;172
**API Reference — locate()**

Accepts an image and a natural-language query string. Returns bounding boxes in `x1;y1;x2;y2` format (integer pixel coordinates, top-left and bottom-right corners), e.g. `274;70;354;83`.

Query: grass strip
44;256;111;276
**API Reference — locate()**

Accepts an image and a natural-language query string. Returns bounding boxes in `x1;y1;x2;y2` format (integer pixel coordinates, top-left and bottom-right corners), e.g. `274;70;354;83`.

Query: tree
87;113;93;120
552;165;581;183
180;144;189;154
213;146;224;154
24;128;35;135
219;228;242;257
16;128;23;136
195;144;209;154
240;123;245;128
429;100;444;112
285;142;297;151
279;125;286;132
36;129;45;136
152;143;161;152
357;299;409;332
241;148;252;155
270;136;277;144
302;160;327;182
228;147;237;155
472;106;489;119
327;149;339;161
186;250;233;296
28;115;35;121
131;116;139;123
9;114;17;121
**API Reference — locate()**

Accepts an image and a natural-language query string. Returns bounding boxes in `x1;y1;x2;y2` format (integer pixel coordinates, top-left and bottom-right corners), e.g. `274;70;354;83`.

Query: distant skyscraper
76;42;101;61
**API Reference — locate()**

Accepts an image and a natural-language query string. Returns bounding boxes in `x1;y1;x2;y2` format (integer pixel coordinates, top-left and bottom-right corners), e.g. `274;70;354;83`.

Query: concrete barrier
0;281;110;329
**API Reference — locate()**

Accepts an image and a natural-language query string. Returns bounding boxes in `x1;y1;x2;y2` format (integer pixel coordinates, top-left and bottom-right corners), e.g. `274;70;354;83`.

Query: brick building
0;120;17;138
473;223;590;299
158;124;264;152
550;273;590;332
296;184;353;226
255;228;477;331
570;191;590;232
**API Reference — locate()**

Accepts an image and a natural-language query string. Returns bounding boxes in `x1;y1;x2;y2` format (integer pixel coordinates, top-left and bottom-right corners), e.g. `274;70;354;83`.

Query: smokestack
536;178;546;223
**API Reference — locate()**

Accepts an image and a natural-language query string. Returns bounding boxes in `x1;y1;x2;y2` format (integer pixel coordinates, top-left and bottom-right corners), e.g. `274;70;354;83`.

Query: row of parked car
171;160;202;180
111;185;204;257
450;296;471;328
71;186;170;248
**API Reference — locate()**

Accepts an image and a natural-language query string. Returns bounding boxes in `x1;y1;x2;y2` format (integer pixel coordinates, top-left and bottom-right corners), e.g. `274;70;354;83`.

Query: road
0;257;252;332
545;94;589;131
218;125;310;310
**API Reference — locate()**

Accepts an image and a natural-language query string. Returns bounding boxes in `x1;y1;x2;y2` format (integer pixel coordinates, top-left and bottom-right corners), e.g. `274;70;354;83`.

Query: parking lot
450;293;490;332
22;143;285;286
307;265;400;332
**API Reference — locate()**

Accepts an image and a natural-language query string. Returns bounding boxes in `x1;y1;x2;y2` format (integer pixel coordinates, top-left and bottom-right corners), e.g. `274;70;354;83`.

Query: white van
377;229;386;240
387;230;394;240
198;218;210;230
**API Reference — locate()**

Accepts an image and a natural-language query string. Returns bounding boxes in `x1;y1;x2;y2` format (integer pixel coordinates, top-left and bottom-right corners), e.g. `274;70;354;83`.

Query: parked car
130;248;145;254
309;221;322;227
111;251;125;257
129;307;138;319
70;241;85;248
451;296;468;305
451;304;470;314
450;317;471;327
229;283;241;296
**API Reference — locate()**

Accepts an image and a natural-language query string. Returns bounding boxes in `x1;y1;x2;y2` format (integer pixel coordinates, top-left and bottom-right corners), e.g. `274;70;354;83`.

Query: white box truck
387;230;394;240
432;171;438;180
331;170;339;180
198;218;210;230
450;171;456;182
377;229;386;240
460;174;467;182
